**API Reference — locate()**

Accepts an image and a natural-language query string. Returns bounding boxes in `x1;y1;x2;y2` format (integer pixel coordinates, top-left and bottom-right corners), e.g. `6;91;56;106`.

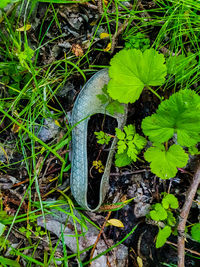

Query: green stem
146;85;162;101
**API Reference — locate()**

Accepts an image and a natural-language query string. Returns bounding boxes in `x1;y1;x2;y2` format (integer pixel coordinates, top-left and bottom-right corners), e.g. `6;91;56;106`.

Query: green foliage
0;0;18;9
124;32;150;51
166;53;197;83
144;144;188;180
94;131;112;145
162;194;179;209
115;151;132;167
150;203;167;221
191;223;200;242
115;125;146;167
19;224;46;239
0;222;6;236
97;85;124;115
0;256;20;267
156;226;172;248
142;90;200;147
107;48;167;104
189;145;200;155
149;194;179;248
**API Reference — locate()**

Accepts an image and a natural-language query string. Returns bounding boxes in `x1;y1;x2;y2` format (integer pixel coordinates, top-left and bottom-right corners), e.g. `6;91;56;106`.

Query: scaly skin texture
71;69;127;211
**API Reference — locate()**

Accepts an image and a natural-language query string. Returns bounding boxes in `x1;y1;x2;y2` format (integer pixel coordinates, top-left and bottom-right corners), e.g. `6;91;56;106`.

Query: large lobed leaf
144;144;189;179
107;49;167;104
142;90;200;147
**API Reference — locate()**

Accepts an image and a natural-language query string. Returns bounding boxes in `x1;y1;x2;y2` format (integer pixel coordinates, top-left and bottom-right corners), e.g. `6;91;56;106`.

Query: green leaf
108;48;167;104
0;256;21;267
166;211;176;227
144;144;188;180
0;222;6;236
0;0;11;8
106;101;125;115
127;142;138;161
189;146;199;155
150;203;167;221
115;151;132;167
124;125;135;138
133;134;147;150
95;131;111;145
142;90;200;147
162;194;179;209
191;223;200;242
166;53;197;83
115;128;126;140
156;226;172;248
117;140;127;154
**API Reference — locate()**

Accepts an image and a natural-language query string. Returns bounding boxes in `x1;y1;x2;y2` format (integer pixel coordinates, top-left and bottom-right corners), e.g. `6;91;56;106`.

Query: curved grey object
70;69;127;211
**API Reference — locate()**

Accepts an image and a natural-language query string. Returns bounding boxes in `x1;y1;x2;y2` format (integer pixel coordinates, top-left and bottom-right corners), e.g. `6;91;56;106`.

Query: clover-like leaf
162;194;179;209
142;90;200;147
191;223;200;242
144;144;189;179
156;226;172;248
150;203;168;221
108;48;167;104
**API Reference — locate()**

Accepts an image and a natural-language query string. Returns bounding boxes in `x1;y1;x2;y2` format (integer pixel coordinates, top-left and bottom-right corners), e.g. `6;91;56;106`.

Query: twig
166;241;200;257
177;160;200;267
111;20;129;54
90;211;112;263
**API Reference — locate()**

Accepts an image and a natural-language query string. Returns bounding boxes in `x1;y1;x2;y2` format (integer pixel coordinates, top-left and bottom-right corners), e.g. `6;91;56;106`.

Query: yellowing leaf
54;120;61;127
100;32;110;39
107;219;124;228
137;256;143;267
11;120;22;133
104;42;111;52
16;24;31;32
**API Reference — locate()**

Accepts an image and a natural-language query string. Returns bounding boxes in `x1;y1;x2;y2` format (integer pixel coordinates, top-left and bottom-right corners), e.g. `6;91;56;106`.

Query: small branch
166;241;200;257
90;211;112;263
177;160;200;267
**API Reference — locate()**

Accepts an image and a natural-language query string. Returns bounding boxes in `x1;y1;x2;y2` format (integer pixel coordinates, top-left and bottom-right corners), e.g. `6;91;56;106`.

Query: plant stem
146;85;162;101
177;160;200;267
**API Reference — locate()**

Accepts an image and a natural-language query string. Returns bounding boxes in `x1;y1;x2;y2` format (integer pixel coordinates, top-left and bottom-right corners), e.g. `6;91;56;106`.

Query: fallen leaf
11;120;22;133
104;42;111;52
54;120;61;127
137;256;143;267
107;219;124;228
100;32;110;39
16;24;31;32
72;44;84;57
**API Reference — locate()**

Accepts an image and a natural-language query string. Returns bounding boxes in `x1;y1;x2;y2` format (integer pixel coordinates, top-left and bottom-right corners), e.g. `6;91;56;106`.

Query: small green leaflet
94;131;111;145
97;85;124;115
166;211;176;227
108;48;167;104
142;90;200;147
144;144;188;179
156;226;172;248
191;223;200;242
150;203;167;221
115;125;146;163
162;194;179;209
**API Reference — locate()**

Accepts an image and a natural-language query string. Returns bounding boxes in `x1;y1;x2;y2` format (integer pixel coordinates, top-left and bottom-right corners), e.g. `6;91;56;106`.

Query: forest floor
0;1;200;266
